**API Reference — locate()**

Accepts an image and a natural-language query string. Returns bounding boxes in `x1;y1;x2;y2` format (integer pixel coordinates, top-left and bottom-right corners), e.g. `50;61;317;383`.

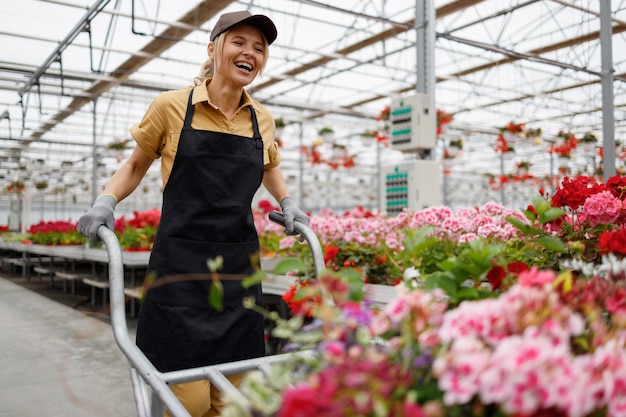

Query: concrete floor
0;272;138;417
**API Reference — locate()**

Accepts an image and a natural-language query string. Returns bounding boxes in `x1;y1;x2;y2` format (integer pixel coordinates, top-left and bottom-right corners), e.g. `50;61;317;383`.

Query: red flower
257;199;278;214
281;282;321;317
324;245;339;264
507;261;530;274
278;383;332;417
598;227;626;255
486;265;506;290
550;176;598;210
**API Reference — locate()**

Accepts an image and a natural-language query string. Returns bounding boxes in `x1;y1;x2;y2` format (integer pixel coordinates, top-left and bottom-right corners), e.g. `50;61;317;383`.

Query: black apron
136;90;265;372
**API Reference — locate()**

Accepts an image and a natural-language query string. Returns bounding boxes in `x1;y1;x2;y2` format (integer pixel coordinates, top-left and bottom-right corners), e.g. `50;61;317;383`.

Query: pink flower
583;190;623;226
518;267;556;287
279;236;297;249
383;296;411;323
402;401;426;417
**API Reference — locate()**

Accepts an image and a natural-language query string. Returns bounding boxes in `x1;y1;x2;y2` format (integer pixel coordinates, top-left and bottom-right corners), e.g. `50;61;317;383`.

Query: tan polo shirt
129;78;281;188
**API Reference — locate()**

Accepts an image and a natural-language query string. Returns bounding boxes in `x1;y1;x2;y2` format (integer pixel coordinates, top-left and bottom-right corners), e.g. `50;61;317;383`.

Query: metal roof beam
251;0;486;93
28;0;236;140
17;0;111;98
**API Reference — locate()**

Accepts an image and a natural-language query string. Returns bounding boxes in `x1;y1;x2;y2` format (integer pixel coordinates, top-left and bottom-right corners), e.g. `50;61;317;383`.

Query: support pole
599;0;616;179
92;98;98;203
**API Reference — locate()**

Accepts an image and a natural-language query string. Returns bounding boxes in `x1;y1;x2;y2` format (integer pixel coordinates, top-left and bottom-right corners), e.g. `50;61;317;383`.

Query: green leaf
403;226;438;255
424;273;457;295
274;257;306;275
536;236;567;253
538;207;565;224
505;216;533;234
242;270;266;289
455;286;480;300
286;315;304;331
209;280;223;311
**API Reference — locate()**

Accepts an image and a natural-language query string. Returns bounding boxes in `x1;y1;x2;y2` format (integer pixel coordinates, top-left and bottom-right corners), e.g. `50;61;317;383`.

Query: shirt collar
192;78;258;112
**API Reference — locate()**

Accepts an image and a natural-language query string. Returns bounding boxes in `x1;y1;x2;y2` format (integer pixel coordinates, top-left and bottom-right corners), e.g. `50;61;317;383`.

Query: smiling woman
75;8;309;417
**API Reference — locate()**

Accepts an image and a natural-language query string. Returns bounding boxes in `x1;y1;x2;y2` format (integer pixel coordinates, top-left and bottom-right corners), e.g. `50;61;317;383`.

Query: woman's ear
207;42;214;61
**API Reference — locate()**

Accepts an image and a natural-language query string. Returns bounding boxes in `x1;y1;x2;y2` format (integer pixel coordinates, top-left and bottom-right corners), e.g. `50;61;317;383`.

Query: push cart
99;211;322;417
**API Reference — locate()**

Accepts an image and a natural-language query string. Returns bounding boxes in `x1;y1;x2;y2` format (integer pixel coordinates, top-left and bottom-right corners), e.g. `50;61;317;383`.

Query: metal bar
268;211;325;278
129;367;151;417
599;0;616;179
98;226;192;417
100;219;320;417
17;0;111;98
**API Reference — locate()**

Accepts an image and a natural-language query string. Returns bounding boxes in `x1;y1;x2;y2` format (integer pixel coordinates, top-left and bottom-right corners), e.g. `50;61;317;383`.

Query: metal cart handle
98;225;192;417
268;210;325;277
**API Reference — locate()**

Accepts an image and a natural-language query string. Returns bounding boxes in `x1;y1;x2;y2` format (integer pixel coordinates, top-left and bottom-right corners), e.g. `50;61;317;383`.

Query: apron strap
248;105;263;149
182;89;195;129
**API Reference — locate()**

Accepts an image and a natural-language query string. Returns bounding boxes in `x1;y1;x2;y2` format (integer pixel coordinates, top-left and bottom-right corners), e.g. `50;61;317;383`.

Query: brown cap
210;10;277;45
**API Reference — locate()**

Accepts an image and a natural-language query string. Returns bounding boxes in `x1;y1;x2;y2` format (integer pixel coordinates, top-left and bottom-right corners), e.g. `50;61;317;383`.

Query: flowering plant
581;132;598;143
6;180;25;193
377;106;390;121
115;208;161;251
254;200;312;259
318;126;334;136
106;137;130;150
274;118;286;129
494;136;514;154
27;220;86;245
34;180;48;190
499;121;526;135
448;139;463;149
437;109;453;136
225;176;626;417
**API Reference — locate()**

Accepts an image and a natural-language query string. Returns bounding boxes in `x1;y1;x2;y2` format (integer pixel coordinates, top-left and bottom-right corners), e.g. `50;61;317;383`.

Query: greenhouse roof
1;0;625;209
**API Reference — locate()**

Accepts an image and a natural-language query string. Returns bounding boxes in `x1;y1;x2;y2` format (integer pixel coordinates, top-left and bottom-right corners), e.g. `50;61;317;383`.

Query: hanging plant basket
318;126;335;143
6;180;25;193
34;181;48;190
274;118;285;139
106;138;130;151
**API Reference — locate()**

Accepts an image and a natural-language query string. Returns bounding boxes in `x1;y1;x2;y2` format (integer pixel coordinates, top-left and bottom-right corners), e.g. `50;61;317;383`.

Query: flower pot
274;127;284;138
581;142;596;153
261;256;283;273
502;151;515;160
447;146;461;158
558;157;570;169
502;130;518;145
365;283;397;306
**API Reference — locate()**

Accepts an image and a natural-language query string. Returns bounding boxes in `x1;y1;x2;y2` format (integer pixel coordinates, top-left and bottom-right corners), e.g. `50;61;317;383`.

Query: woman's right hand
77;194;117;246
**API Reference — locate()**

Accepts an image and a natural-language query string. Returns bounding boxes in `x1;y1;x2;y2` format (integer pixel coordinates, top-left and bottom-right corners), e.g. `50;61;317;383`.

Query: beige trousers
165;374;243;417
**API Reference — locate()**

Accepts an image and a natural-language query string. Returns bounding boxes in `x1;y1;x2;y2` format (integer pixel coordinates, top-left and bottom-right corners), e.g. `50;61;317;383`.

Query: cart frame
99;212;322;417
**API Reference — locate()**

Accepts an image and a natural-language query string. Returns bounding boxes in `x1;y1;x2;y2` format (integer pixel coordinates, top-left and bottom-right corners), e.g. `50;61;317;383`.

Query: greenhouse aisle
0;275;137;417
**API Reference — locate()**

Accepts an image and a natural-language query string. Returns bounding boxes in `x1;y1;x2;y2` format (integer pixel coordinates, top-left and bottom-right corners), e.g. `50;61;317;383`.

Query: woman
77;10;308;417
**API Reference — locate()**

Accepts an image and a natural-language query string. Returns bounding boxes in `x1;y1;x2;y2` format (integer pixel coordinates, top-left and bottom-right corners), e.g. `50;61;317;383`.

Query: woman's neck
207;79;243;120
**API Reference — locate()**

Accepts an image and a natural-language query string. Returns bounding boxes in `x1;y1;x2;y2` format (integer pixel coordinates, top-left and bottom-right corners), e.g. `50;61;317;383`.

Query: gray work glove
77;194;116;246
279;196;309;235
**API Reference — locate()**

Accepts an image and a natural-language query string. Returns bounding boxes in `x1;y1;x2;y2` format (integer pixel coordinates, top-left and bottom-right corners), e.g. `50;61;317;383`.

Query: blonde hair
194;28;269;85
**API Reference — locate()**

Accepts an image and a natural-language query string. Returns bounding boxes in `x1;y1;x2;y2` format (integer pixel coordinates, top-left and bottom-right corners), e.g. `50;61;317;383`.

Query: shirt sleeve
129;93;169;160
265;139;281;169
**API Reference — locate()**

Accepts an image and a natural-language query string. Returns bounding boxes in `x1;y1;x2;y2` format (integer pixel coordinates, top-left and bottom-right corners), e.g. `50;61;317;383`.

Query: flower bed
115;208;160;251
224;175;626;417
27;220;86;245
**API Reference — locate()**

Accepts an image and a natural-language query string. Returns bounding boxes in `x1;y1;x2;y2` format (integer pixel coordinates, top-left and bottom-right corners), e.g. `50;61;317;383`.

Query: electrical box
379;160;441;215
389;93;436;152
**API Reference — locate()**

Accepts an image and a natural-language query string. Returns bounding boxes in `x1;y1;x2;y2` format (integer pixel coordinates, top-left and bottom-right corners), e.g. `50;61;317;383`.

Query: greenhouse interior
2;1;626;417
1;0;625;228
